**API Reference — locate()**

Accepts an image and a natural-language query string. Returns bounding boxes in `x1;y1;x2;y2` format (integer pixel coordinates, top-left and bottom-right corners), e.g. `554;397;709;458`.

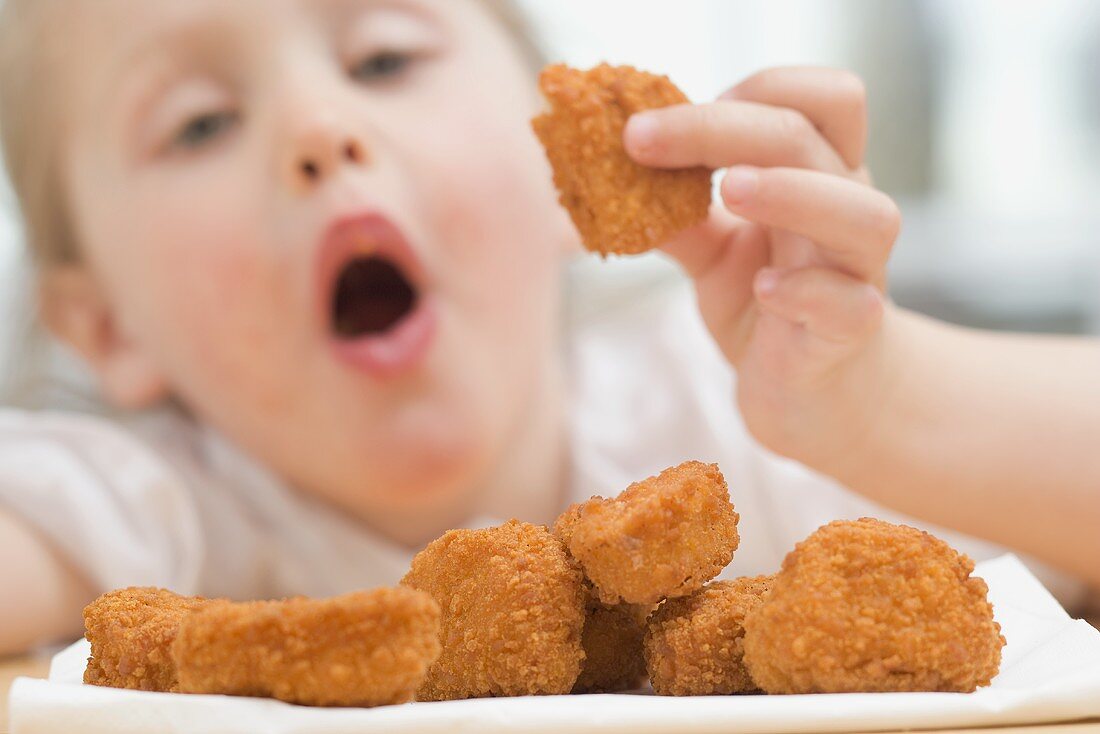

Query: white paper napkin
9;554;1100;734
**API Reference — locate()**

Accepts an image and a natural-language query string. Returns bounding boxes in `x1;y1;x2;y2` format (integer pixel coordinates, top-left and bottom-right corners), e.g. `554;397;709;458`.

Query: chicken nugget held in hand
401;520;587;701
83;587;212;693
558;461;740;606
742;518;1006;694
532;63;713;256
644;575;773;696
172;587;441;707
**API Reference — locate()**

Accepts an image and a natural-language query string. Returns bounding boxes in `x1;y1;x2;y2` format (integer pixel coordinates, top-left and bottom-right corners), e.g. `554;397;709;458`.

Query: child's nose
286;119;369;192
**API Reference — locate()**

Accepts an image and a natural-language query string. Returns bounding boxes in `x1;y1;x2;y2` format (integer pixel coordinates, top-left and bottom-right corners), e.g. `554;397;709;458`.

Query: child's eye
350;51;413;82
173;111;239;150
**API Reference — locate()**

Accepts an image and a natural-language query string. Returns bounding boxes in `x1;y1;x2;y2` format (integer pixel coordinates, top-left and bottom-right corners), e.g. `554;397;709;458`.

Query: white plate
10;555;1100;734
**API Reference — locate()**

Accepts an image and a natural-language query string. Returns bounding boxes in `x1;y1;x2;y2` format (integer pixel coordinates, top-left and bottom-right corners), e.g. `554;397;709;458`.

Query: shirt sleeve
0;409;205;595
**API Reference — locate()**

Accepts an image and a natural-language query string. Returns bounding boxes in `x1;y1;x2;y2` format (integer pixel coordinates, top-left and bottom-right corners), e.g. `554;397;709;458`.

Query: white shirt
0;278;1087;607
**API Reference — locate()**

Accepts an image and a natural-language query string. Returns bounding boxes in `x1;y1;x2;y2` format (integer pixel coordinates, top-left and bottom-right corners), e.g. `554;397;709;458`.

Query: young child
0;0;1095;658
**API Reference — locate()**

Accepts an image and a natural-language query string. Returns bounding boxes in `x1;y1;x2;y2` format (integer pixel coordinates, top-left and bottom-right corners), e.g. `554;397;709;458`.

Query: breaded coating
551;500;586;548
532;63;713;256
573;596;649;694
172;587;441;707
553;506;648;693
644;575;773;696
563;461;740;606
550;501;642;691
83;587;211;692
742;518;1006;694
401;520;587;700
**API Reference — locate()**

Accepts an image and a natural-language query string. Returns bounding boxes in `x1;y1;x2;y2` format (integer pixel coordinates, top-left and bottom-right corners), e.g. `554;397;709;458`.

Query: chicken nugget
532;63;712;256
172;587;441;707
563;461;740;606
644;575;773;696
83;587;210;693
401;520;587;700
742;518;1006;694
551;500;586;548
553;505;648;693
572;596;649;694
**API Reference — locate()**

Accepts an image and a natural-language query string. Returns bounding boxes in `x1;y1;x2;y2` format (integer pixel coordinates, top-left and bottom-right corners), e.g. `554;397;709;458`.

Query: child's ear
39;267;169;410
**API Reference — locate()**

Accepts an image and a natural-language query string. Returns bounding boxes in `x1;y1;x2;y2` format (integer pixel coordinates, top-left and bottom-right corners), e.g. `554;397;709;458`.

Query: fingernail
624;112;660;157
755;268;780;296
723;167;759;203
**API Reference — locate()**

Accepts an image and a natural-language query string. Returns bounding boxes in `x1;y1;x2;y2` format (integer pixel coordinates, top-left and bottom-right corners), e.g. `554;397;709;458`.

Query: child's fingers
661;210;769;360
721;67;867;170
754;267;884;344
659;206;757;278
721;166;900;287
660;207;767;308
624;101;847;175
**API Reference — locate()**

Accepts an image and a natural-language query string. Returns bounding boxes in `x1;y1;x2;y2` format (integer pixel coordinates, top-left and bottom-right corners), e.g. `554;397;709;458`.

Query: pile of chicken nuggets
81;63;1005;707
84;460;1004;707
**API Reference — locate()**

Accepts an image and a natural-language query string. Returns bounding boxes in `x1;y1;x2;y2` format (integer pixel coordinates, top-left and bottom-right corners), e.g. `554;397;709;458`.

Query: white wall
518;0;854;101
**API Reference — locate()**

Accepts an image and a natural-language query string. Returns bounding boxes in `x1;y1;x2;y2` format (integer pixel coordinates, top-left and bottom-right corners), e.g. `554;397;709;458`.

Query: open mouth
331;255;418;339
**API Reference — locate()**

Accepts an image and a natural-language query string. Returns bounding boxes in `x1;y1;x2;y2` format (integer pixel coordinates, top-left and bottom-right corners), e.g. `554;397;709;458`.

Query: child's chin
334;440;490;514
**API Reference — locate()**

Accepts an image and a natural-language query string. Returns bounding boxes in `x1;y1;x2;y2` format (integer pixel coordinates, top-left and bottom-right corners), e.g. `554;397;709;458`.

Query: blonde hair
0;0;79;268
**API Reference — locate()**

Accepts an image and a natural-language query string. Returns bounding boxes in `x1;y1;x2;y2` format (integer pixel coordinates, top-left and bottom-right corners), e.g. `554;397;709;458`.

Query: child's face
60;0;572;530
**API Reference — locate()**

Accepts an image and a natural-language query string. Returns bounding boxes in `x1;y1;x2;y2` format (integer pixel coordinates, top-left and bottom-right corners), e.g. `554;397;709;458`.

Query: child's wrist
744;302;908;482
804;303;913;484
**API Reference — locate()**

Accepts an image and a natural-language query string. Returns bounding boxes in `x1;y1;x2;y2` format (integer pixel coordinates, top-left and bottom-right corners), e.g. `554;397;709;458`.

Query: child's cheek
144;229;300;416
430;127;558;304
432;95;562;257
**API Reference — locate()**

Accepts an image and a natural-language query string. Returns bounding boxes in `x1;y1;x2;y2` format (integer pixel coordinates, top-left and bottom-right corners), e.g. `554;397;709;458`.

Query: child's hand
624;67;901;471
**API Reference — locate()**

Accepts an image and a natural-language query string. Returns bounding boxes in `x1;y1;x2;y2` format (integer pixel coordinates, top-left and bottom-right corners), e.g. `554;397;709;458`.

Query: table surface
4;617;1100;734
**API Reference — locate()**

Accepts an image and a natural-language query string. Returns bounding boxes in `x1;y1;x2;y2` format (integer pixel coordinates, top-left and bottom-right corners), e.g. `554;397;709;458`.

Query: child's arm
625;66;1100;587
0;508;93;655
821;310;1100;586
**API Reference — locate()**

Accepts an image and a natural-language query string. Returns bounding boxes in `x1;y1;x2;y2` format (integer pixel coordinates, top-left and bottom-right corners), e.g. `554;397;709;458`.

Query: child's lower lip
328;297;437;378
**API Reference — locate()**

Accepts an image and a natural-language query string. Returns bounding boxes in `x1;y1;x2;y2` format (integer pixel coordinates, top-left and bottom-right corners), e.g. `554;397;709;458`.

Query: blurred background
518;0;1100;334
4;0;1100;383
